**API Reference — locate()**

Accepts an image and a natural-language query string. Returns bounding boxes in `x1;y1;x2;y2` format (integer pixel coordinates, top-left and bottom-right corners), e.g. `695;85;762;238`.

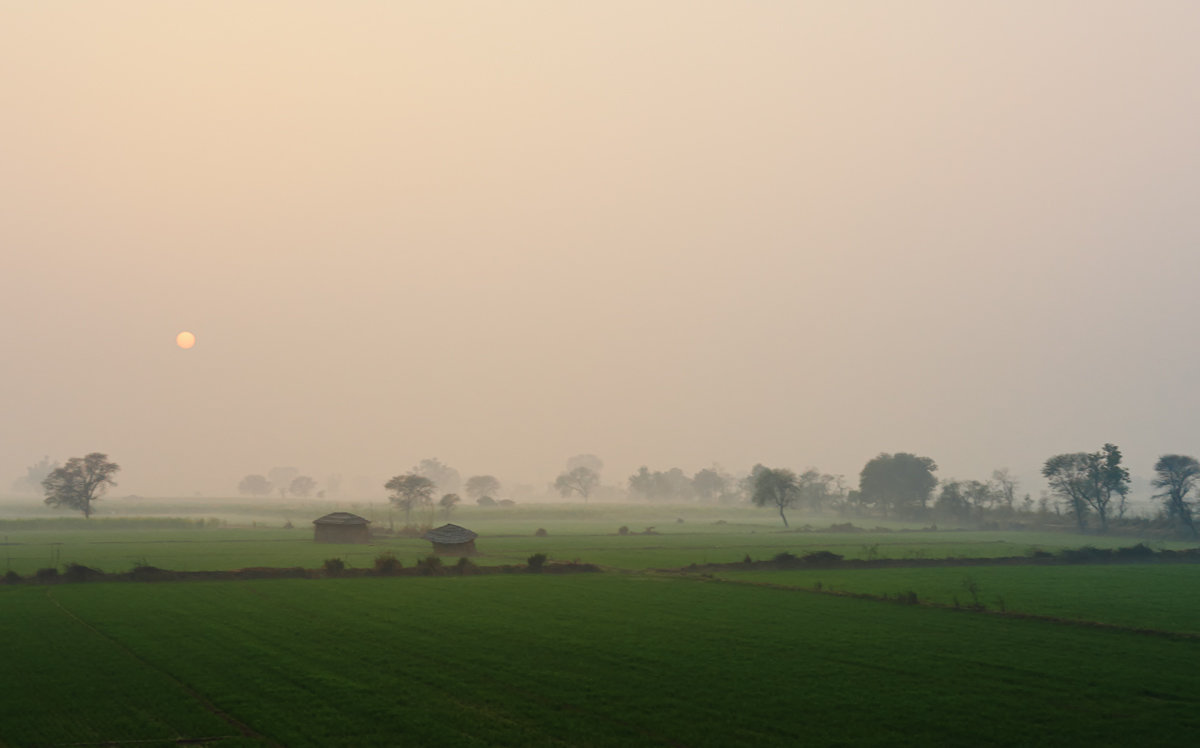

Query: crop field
4;502;1200;746
715;564;1200;634
2;501;1195;575
4;574;1200;747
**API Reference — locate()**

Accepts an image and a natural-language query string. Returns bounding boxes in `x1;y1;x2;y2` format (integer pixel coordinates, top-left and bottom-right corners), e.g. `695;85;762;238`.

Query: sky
3;2;1200;499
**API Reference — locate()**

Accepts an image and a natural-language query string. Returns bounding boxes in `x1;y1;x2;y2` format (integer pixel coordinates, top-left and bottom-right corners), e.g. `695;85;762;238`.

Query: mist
4;2;1200;500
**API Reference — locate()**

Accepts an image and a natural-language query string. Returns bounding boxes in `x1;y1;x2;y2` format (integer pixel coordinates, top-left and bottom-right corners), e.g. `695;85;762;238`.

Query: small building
423;523;478;556
312;512;371;544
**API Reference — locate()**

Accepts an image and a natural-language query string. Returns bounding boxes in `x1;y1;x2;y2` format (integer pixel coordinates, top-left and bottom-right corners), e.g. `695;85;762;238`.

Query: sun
176;331;196;349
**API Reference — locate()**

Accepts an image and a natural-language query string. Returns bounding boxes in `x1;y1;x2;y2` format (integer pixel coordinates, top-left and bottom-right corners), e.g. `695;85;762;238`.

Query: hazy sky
4;2;1200;498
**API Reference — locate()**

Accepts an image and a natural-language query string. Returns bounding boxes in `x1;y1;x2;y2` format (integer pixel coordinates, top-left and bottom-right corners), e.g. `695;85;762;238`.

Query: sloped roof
423;523;478;544
313;512;371;526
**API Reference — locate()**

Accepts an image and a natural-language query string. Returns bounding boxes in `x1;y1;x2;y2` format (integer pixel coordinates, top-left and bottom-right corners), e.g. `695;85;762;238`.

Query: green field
4;575;1200;747
4;504;1200;746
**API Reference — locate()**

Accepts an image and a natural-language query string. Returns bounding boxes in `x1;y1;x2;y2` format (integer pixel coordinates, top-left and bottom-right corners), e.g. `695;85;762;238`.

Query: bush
802;550;844;565
417;555;445;575
35;568;59;582
772;551;799;565
3;570;21;585
527;553;548;571
534;528;548;537
62;563;103;583
618;525;630;535
373;553;403;575
477;496;497;507
455;556;479;575
322;558;346;575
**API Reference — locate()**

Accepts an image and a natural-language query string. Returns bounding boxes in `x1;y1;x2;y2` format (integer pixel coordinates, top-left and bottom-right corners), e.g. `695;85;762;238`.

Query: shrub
772;551;799;565
322;558;346;575
455;556;479;575
373;553;403;575
63;563;103;583
802;550;844;565
3;570;21;585
618;525;630;536
476;496;497;507
418;555;445;575
527;553;548;571
35;567;59;582
534;528;548;537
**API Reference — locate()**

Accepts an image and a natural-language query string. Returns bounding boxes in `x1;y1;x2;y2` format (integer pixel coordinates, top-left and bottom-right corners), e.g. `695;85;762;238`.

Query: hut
312;512;371;543
423;523;478;556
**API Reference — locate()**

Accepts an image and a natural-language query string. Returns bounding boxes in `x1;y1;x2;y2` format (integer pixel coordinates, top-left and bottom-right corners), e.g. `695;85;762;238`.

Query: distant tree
385;473;436;526
1042;444;1129;532
1152;454;1200;538
797;470;844;513
566;454;604;476
555;466;600;502
414;458;461;494
476;496;497;507
692;468;729;504
289;475;317;499
935;480;971;521
751;467;801;527
857;453;938;519
439;493;461;519
12;456;58;495
464;475;501;502
991;468;1019;512
268;467;299;499
41;453;120;519
237;474;273;498
627;467;694;501
324;473;343;499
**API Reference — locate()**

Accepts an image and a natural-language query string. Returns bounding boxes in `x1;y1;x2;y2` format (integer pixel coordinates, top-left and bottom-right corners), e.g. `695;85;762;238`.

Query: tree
797;470;844;513
289;475;317;498
692;468;729;504
566;454;604;476
12;456;58;494
857;453;938;519
1152;454;1200;537
991;468;1019;512
41;453;120;519
385;473;436;526
554;466;599;502
414;458;461;494
751;467;801;527
237;474;273;498
268;466;299;499
464;475;501;502
439;493;461;519
1042;444;1129;532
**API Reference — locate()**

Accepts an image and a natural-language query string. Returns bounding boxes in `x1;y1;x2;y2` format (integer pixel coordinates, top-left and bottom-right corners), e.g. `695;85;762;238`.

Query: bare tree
42;453;120;519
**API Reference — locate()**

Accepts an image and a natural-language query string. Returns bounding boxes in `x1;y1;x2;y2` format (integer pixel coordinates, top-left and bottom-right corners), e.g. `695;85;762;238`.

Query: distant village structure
423;524;478;555
312;512;371;543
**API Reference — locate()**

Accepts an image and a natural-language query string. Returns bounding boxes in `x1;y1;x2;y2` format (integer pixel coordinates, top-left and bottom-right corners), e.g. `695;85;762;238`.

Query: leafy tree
797;470;845;513
1042;444;1129;532
41;453;120;519
12;456;58;495
554;466;599;502
692;468;730;503
414;458;461;494
268;466;299;499
935;480;970;521
1152;454;1200;537
476;495;497;507
566;453;604;475
289;475;317;498
751;467;801;527
857;453;938;519
627;467;693;501
237;474;273;497
439;493;461;519
464;475;501;502
991;468;1019;511
385;473;436;526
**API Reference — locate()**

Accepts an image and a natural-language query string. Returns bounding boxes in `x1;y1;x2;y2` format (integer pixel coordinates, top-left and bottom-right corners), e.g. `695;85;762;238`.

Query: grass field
3;575;1199;747
4;502;1199;746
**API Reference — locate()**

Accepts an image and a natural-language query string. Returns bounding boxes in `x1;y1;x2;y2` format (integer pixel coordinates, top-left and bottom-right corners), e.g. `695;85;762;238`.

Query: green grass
714;564;1200;634
3;575;1199;747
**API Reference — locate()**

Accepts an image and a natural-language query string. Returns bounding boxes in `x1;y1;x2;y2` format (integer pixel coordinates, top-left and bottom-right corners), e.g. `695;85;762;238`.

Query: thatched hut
423;524;478;556
313;512;371;543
